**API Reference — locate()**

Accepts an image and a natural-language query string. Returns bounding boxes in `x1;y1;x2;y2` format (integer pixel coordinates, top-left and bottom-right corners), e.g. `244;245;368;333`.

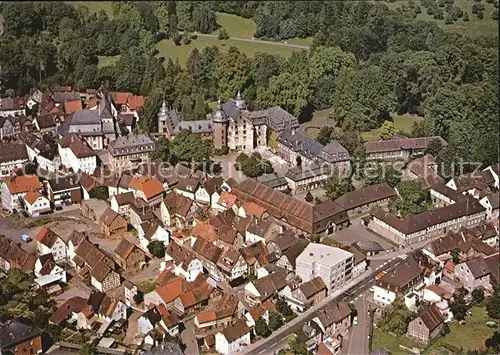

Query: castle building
157;91;299;152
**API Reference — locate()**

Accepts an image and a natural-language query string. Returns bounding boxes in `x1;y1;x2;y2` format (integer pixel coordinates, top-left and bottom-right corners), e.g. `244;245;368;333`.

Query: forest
0;1;498;174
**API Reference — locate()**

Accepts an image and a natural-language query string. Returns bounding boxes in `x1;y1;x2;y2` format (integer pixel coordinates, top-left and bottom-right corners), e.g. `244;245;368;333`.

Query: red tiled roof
218;192;237;209
129;176;163;200
23;188;44;205
156;277;184;304
35;227;61;248
64;99;83;114
127;95;145;110
3;175;40;194
113;92;132;105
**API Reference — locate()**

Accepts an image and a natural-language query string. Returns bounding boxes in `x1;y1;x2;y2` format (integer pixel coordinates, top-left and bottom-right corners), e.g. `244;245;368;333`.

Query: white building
296;243;354;292
58;133;98;174
22;189;51;217
35;227;67;261
34;254;67;284
215;319;251;355
1;175;41;212
0;142;29;177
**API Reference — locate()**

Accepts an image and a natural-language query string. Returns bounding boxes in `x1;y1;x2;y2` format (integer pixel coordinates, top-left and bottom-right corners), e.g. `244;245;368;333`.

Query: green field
373;307;498;355
381;0;498;38
360;114;418;141
213;12;256;39
97;55;120;68
155;36;305;67
372;328;424;355
425;306;498;353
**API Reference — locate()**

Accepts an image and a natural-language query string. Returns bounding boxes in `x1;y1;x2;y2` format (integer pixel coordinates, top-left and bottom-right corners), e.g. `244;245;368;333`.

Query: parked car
353;316;358;326
21;234;32;243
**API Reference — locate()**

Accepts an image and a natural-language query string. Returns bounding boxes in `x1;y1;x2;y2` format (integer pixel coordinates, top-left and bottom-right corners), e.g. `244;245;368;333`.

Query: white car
353;316;358;326
369;286;375;292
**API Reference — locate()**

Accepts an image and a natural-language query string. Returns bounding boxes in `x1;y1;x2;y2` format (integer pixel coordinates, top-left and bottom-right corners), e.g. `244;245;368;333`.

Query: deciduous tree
390;180;430;217
379;120;396;140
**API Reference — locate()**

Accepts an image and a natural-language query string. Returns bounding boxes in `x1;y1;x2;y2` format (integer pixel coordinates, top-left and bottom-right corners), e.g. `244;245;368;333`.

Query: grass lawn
155;36;304;67
305;127;321;138
373;307;498;355
214;12;256;39
425;306;498;354
360;114;418;141
97;55;120;68
380;0;498;38
372;328;424;355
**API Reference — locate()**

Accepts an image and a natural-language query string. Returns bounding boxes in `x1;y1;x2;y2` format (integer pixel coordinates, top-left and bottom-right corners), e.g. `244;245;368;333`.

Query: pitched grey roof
318;140;350;163
285;164;331;182
53;91;80;104
264;107;299;132
107;133;155;157
465;257;491;279
175;120;213;134
279;129;324;160
222;99;241;120
254;173;288;189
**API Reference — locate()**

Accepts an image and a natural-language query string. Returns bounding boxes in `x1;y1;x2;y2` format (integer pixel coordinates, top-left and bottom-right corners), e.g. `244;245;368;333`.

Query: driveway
181;319;199;355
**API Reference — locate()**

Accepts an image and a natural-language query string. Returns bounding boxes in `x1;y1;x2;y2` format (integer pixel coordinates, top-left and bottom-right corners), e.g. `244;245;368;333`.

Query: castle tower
234;90;246;109
212;99;229;150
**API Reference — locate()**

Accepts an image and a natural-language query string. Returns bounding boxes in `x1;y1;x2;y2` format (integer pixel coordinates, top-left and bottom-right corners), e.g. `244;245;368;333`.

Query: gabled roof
251;267;288;298
112;191;135;206
204;176;224;195
0;142;28;164
23;188;45;205
464;257;491;279
299;276;327;299
100;207;126;227
35;227;61;248
192;237;222;263
156;277;185;304
64;99;83;115
59;133;96;158
128;176;163;200
333;183;396;211
127;95;145;110
2;175;39;194
164;191;194;218
364;136;447;154
315;301;351;328
114;239;142;260
220;318;249;343
0;321;41;348
371;196;485;235
180;282;213;308
379;256;421;290
49;296;88;325
418;304;445;331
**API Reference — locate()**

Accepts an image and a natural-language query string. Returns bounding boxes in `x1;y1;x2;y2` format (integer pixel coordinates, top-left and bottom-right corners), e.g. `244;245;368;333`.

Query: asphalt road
343;292;371;355
244;258;403;355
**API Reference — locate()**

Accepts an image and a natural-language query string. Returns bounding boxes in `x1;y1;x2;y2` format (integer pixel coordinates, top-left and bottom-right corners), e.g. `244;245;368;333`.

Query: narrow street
343;292;371;355
181;319;200;355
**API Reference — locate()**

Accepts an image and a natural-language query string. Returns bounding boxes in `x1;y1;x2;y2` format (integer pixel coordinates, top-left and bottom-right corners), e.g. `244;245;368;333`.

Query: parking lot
0;209;102;254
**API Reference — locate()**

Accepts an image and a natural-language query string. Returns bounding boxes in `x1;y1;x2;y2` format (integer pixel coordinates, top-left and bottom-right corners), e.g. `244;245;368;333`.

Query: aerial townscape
0;1;499;355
